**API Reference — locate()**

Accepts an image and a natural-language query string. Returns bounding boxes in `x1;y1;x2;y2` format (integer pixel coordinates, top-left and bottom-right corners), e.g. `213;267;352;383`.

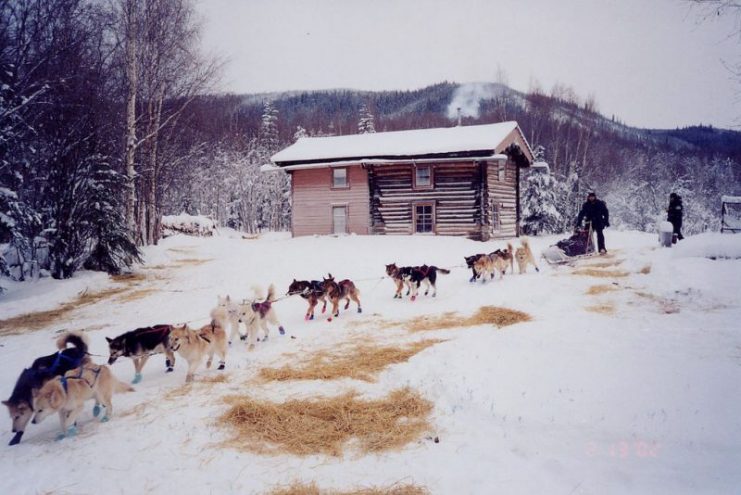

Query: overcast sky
194;0;740;130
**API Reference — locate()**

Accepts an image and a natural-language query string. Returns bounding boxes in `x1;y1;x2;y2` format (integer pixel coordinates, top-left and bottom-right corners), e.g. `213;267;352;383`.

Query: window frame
413;201;436;234
413;164;434;190
331;167;349;189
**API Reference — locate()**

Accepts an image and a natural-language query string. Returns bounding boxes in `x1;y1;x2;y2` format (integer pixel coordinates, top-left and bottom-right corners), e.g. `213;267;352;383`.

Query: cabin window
491;201;501;232
414;202;435;234
497;162;506;181
332;167;348;188
332;205;348;234
414;165;433;189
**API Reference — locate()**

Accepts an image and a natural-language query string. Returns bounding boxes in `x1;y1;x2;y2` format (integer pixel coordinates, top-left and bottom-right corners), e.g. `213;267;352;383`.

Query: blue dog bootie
132;372;142;384
92;403;101;417
56;425;78;441
100;416;110;423
279;326;285;335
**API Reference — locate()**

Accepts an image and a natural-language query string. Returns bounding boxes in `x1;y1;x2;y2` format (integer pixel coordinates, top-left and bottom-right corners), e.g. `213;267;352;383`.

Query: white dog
210;295;242;344
238;285;285;351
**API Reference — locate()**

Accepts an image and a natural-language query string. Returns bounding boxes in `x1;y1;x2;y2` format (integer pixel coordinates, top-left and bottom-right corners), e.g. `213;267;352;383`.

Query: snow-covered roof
721;195;741;204
271;121;529;165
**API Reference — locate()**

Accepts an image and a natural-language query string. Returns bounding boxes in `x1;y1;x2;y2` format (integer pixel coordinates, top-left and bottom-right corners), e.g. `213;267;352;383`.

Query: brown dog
515;237;540;274
323;274;362;320
167;321;227;382
473;243;514;282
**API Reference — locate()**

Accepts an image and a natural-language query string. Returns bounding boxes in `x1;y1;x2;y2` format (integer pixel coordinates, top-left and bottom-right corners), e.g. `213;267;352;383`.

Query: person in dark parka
667;192;684;242
576;192;610;254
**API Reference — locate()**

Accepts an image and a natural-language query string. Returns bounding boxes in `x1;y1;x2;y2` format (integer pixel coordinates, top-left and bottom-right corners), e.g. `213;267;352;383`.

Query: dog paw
357;308;362;313
8;432;22;446
240;335;247;341
411;296;416;301
218;363;225;370
100;416;109;423
93;404;101;417
132;373;142;384
166;367;174;373
279;326;285;335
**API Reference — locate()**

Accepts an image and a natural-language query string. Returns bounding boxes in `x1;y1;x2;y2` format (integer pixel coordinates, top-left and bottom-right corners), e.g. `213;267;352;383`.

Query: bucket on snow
658;221;674;248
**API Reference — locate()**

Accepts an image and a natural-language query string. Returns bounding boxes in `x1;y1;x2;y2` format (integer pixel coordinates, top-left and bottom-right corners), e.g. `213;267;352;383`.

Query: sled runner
542;222;596;265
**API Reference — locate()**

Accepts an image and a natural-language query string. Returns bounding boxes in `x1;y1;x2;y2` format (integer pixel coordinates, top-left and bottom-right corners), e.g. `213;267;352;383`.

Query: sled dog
238;284;285;350
322;274;361;320
210;295;243;344
31;364;134;440
3;332;90;446
106;324;175;384
287;279;327;320
473;243;514;281
515;238;540;274
167;321;228;383
385;263;450;300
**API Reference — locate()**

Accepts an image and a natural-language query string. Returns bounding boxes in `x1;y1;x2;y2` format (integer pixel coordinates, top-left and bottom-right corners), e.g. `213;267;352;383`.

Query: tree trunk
124;0;138;236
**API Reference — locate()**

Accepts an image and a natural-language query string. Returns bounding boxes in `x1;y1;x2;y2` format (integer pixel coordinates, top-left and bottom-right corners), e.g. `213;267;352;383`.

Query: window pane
333;168;347;187
416;166;431;187
415;204;433;233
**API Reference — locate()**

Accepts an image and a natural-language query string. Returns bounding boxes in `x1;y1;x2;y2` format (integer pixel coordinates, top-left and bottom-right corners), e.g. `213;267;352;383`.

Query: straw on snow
267;481;429;495
219;388;433;457
259;340;444;383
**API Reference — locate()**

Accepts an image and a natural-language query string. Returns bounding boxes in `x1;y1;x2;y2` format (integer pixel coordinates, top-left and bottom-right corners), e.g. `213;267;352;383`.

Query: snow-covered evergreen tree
358;103;376;134
520;164;562;235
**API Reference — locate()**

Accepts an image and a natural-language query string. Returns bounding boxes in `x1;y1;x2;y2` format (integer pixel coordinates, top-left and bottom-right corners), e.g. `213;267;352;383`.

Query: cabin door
332;205;348;234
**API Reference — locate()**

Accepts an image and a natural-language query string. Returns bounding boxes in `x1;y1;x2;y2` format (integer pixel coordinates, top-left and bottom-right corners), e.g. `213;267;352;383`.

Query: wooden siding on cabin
291;167;369;236
369;162;485;239
484;160;518;239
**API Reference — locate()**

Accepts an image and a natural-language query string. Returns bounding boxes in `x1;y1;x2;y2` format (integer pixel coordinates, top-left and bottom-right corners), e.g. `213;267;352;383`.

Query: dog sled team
2;226;552;447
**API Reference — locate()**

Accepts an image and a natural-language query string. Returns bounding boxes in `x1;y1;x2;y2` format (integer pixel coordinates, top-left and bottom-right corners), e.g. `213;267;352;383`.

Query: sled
542;222;597;265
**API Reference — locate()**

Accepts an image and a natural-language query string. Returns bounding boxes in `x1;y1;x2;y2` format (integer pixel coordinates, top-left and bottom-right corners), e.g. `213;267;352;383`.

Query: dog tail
266;283;276;302
520;237;530;249
437;267;451;275
251;285;265;300
56;331;89;354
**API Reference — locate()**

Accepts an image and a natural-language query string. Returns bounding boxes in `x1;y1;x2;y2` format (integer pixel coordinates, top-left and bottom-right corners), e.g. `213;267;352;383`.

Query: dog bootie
279;326;285;335
93;404;101;417
132;373;142;384
56;426;78;441
100;416;109;423
218;362;225;370
357;307;362;313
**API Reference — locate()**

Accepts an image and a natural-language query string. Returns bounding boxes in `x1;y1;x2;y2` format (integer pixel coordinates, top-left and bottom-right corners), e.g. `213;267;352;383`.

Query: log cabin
268;121;534;240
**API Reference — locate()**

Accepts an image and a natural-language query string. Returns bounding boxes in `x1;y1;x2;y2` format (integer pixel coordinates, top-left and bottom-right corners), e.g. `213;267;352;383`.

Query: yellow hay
118;288;159;302
405;306;531;332
266;481;429;495
219;388;433;456
174;258;212;266
585;303;615;314
581;260;624;268
0;286;129;335
259;340;444;383
572;268;629;278
585;284;619;296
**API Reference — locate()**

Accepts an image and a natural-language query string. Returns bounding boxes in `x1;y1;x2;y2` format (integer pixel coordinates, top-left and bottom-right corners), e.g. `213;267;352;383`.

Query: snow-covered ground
1;230;740;494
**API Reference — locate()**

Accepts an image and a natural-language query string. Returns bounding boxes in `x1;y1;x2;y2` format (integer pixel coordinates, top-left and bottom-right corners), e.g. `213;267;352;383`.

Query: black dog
287;279;328;320
106;324;175;384
3;332;90;446
385;263;450;300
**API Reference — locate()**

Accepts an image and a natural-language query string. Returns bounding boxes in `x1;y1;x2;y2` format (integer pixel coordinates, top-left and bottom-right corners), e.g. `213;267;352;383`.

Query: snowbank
672;232;741;259
161;213;216;237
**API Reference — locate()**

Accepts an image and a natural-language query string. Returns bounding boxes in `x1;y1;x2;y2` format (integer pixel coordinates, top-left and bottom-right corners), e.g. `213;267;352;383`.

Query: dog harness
251;301;272;319
59;366;102;393
48;352;84;375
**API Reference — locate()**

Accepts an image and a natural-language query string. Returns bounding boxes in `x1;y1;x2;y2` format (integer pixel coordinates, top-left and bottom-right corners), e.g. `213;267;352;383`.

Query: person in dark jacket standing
576;192;610;254
667;192;684;242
